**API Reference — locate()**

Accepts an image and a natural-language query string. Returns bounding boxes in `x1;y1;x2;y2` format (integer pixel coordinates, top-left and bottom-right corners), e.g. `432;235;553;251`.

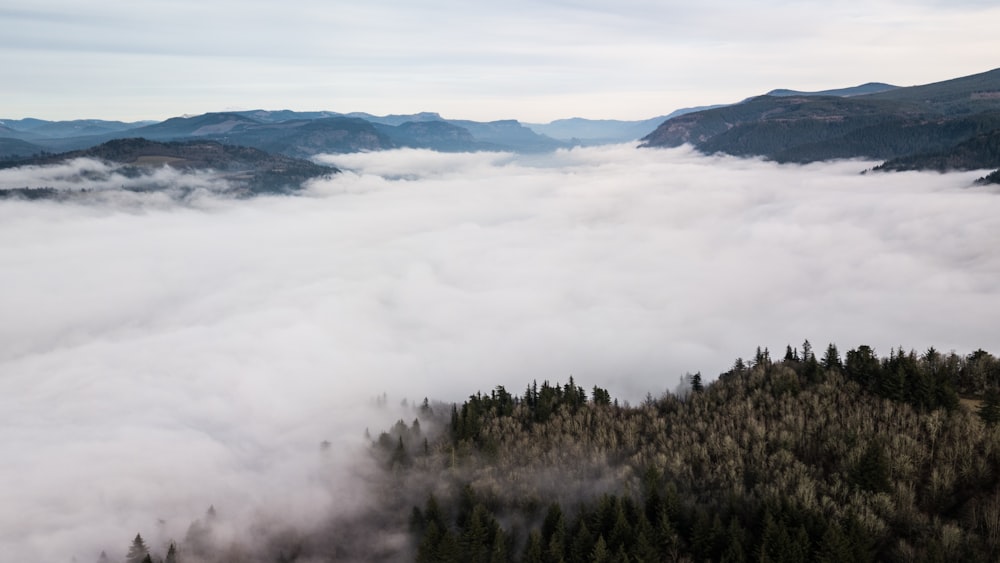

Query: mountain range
0;113;588;159
3;68;1000;183
640;68;1000;182
0;106;728;159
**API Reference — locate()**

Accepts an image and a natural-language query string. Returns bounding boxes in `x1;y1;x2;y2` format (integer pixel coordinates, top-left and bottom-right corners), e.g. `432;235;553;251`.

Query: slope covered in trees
104;343;1000;562
0;138;336;198
640;68;1000;180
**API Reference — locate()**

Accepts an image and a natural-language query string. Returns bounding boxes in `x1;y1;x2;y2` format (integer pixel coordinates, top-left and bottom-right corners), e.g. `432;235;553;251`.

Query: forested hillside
640;67;1000;180
107;343;1000;562
0;138;335;199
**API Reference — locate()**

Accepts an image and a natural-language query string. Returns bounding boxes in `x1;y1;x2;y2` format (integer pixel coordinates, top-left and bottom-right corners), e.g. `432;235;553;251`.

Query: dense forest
106;342;1000;562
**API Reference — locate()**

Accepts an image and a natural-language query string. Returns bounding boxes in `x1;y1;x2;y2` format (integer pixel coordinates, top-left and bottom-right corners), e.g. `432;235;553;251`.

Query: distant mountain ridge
2;106;691;159
0;138;336;199
764;82;899;98
6;68;999;179
0;117;152;139
641;67;1000;181
0;111;580;157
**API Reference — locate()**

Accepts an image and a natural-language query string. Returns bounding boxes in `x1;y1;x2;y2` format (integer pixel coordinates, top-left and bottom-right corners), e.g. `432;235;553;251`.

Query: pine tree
851;441;891;493
720;516;747;563
690;372;704;393
570;520;594;562
416;521;443;563
978;387;1000;426
125;534;149;563
165;542;178;563
822;343;842;371
654;508;679;561
489;527;508;563
591;535;610;563
846;345;880;389
815;522;852;563
523;530;544;563
801;340;813;362
689;509;713;561
460;504;491;562
542;503;567;563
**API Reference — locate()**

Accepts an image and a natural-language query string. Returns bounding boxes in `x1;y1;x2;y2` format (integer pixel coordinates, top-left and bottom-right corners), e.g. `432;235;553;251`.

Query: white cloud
1;0;998;121
1;146;998;560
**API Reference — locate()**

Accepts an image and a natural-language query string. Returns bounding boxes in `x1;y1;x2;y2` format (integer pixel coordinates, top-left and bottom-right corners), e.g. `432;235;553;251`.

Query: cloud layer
3;1;1000;120
1;145;999;560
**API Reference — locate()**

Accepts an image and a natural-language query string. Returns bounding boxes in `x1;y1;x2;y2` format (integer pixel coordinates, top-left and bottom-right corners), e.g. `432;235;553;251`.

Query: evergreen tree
570;520;594;563
523;530;544;563
489;527;508;563
689;509;714;561
165;542;178;563
436;529;460;562
542;503;567;563
631;523;657;563
821;343;842;371
654;508;679;561
846;345;880;388
851;441;891;493
591;535;610;563
801;340;813;362
690;372;704;393
720;516;747;563
416;521;444;563
592;386;612;406
978;387;1000;426
784;345;797;362
460;504;492;561
608;500;632;552
814;522;852;563
125;534;149;563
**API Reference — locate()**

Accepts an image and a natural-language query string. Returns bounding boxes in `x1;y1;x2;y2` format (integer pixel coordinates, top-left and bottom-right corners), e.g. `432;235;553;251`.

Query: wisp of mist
1;144;998;561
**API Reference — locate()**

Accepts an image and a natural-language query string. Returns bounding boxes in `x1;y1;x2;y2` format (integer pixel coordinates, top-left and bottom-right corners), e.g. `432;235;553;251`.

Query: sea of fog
2;144;999;561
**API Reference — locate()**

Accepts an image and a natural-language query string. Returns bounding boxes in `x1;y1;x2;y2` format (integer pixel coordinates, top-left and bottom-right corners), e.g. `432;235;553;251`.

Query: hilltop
0;138;336;199
100;341;1000;562
641;67;1000;179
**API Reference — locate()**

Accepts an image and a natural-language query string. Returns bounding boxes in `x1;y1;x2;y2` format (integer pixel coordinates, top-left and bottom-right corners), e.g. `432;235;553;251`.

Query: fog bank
1;145;998;561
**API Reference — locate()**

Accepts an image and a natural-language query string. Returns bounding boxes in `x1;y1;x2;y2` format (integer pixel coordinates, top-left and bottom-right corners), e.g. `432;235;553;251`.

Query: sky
2;146;1000;560
2;0;999;122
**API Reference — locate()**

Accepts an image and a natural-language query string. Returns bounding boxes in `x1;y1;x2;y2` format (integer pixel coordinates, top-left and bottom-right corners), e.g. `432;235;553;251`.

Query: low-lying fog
1;145;998;561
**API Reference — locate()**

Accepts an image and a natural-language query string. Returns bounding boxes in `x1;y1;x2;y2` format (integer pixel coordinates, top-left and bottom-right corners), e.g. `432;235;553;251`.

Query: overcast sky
2;0;999;122
2;146;999;560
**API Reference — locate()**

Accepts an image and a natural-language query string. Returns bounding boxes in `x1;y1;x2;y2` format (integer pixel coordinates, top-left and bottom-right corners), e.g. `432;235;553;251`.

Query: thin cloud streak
1;146;999;560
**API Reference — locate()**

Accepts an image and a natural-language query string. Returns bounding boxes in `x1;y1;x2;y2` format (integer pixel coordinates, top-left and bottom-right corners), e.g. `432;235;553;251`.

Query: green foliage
850;441;891;494
396;342;1000;563
978;387;1000;426
110;341;1000;563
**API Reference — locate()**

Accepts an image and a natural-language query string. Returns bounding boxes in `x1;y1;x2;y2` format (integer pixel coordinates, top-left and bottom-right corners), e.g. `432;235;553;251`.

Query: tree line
102;342;1000;562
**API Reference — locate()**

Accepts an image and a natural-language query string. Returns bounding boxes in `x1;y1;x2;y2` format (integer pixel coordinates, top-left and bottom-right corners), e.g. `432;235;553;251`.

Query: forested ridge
639;68;1000;180
107;342;1000;562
